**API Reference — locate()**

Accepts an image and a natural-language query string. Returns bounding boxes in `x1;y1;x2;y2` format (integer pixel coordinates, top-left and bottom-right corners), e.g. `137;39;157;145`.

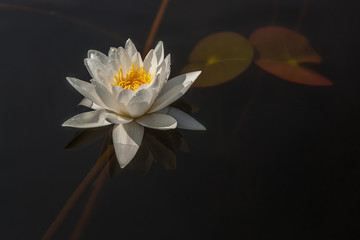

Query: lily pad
249;26;332;86
182;32;254;87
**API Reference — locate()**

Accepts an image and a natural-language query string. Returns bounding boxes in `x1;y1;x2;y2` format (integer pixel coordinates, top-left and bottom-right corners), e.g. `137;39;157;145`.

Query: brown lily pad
182;32;254;87
249;26;332;86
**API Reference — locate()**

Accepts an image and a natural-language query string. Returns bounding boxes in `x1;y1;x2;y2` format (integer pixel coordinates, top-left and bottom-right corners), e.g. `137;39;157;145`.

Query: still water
1;0;360;239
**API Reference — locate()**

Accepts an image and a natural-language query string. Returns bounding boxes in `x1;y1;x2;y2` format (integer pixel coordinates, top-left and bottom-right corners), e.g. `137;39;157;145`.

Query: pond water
1;0;360;239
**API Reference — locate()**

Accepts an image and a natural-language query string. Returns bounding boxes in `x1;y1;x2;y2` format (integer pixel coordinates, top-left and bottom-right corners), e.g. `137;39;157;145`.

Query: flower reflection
66;116;189;177
63;39;205;168
109;128;189;177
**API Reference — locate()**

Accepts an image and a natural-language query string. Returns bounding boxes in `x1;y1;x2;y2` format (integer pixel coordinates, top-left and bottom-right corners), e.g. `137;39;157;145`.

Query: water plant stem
41;145;114;240
142;0;169;57
70;164;108;240
295;0;310;31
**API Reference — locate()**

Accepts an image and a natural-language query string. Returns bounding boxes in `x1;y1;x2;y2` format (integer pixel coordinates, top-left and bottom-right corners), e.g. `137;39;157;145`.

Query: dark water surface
1;0;360;239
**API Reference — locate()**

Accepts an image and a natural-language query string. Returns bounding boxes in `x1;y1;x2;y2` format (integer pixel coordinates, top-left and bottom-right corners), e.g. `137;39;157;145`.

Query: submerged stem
41;145;114;240
70;164;108;240
142;0;170;57
295;0;310;31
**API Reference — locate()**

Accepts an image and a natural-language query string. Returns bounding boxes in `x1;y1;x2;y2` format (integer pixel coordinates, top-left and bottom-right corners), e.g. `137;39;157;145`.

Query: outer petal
125;39;138;59
84;58;107;84
88;50;108;65
135;113;177;130
147;71;201;113
62;109;110;128
66;77;106;109
113;122;144;168
167;107;206;130
78;98;102;110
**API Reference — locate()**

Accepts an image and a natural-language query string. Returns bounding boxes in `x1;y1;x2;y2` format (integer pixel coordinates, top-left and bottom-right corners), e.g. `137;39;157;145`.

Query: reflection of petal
125;39;137;58
127;143;153;176
78;98;102;110
145;133;176;170
62;110;111;128
136;113;177;130
112;122;144;168
66;77;105;108
65;125;111;149
168;107;206;130
148;71;201;113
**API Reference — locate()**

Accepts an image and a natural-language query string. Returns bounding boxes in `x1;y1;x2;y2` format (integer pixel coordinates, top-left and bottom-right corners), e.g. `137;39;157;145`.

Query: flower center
113;64;153;91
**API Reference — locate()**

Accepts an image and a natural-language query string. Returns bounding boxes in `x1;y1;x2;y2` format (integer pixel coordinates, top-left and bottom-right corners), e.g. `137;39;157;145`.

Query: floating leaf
249;26;332;86
182;32;254;87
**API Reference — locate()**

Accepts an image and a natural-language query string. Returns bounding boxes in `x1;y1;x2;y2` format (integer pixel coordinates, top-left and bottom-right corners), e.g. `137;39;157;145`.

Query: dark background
1;0;360;239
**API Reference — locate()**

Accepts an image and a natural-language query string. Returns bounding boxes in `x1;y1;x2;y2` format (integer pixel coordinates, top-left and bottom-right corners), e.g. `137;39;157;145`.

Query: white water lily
62;39;205;168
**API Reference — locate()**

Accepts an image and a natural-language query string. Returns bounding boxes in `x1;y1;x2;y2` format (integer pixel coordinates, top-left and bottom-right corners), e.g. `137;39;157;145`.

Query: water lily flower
62;39;205;168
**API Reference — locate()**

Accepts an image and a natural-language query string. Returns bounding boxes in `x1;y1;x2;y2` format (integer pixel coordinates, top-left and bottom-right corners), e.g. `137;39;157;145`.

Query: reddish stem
295;0;310;31
142;0;170;57
70;164;108;240
41;145;114;240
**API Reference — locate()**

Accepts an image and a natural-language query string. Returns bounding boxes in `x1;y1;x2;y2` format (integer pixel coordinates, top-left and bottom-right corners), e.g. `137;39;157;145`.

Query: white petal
118;47;131;73
148;71;201;113
153;106;169;114
163;54;171;80
107;47;120;71
105;112;133;124
143;49;157;75
78;98;102;110
131;52;143;68
135;113;177;130
167;107;206;130
125;39;138;59
127;89;152;118
84;58;108;84
66;77;105;108
116;88;135;105
154;41;164;66
149;60;166;92
62;110;110;128
113;122;144;168
87;50;108;65
93;81;121;113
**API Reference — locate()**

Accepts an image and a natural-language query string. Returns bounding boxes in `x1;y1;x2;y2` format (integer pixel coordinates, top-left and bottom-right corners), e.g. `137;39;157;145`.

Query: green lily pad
182;32;254;87
249;26;332;86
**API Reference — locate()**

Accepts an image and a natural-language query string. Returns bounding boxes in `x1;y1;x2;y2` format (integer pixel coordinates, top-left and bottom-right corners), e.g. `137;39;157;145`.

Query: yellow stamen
112;64;153;91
